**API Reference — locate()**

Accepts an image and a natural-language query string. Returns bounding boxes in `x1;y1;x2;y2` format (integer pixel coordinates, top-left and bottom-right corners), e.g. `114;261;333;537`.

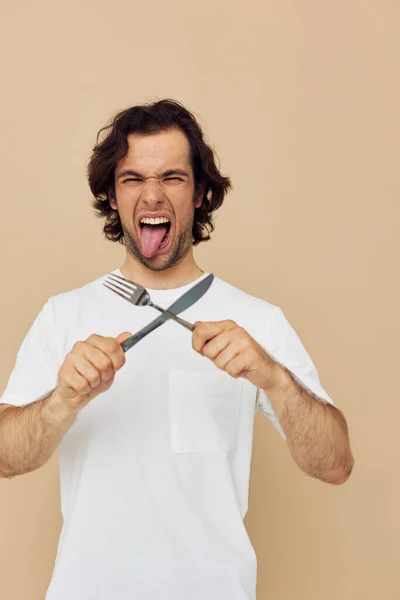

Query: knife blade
121;273;214;352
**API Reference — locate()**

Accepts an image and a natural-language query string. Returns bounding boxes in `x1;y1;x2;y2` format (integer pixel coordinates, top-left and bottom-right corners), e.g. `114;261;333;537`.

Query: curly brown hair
87;99;232;245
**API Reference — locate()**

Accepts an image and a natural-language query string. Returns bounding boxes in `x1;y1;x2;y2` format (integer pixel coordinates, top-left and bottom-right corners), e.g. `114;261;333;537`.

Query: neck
119;250;204;290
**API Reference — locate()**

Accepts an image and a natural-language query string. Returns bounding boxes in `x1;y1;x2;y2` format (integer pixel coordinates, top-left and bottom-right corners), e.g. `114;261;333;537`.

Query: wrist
261;358;290;394
46;388;81;421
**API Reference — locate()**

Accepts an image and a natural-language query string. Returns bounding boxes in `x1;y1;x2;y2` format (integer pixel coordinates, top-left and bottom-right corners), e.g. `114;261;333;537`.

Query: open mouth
139;217;172;258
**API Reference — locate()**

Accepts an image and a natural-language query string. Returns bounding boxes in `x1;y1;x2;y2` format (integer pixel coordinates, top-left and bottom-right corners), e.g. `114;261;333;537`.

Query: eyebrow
117;168;189;180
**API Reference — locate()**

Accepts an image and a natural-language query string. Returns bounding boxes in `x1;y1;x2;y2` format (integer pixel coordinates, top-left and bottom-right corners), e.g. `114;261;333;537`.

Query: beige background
0;1;399;598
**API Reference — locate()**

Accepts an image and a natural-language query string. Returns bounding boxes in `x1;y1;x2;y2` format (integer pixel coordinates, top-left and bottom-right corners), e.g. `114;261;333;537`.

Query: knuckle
226;365;239;378
89;374;100;387
225;319;236;327
194;325;206;338
214;358;224;370
98;356;112;371
87;334;100;343
59;359;69;373
115;354;126;369
233;326;244;338
103;371;115;382
77;382;90;395
72;341;84;353
238;336;249;350
60;359;73;377
58;368;69;384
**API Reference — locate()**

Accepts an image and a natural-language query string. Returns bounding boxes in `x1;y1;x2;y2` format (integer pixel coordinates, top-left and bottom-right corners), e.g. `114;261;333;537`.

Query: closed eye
164;177;184;183
121;176;184;184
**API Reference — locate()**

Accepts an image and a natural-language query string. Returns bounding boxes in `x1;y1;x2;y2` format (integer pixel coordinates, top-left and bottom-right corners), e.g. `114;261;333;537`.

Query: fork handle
152;303;195;331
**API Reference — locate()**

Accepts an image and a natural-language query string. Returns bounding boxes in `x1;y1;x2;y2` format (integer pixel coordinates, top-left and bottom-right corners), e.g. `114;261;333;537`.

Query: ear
108;188;118;210
194;184;205;209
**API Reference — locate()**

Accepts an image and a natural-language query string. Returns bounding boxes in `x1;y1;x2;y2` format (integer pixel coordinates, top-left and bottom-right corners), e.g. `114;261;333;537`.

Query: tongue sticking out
141;224;169;258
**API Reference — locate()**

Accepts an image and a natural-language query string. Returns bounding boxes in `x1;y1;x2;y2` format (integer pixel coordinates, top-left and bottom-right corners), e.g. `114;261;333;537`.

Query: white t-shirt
0;271;334;600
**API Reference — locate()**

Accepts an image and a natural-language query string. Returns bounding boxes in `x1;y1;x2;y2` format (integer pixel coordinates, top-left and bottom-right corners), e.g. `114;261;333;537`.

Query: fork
103;273;195;332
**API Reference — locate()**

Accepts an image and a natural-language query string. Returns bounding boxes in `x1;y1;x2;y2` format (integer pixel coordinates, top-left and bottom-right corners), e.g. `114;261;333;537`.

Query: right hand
56;332;132;410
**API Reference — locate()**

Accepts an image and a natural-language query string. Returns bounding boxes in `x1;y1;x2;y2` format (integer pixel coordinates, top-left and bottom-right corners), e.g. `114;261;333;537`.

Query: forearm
265;363;354;484
0;390;79;478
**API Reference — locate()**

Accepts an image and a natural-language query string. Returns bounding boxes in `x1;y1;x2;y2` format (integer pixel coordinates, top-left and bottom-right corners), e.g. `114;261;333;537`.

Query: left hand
192;320;280;390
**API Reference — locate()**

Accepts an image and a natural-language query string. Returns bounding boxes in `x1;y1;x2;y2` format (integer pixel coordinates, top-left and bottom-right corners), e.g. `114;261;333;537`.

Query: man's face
111;129;202;271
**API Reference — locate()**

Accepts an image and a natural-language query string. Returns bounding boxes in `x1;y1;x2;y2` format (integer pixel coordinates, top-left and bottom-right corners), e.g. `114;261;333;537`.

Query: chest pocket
169;369;243;453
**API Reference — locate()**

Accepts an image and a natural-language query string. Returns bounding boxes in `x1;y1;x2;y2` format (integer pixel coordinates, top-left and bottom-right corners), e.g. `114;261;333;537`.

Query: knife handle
120;316;166;352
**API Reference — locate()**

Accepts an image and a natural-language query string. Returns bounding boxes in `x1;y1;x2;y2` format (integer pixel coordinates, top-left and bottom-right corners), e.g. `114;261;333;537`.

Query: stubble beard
121;210;195;272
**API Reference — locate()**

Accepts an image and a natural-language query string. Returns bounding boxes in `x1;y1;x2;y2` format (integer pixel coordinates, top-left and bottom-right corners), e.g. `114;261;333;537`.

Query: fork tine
107;273;137;292
108;273;129;282
106;276;137;294
104;278;132;295
103;281;132;301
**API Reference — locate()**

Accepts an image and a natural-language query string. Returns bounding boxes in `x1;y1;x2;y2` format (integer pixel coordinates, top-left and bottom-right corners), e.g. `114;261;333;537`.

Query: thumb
116;331;133;344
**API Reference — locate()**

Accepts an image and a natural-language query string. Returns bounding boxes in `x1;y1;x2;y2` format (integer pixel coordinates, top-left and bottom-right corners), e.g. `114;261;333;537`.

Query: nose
140;177;165;208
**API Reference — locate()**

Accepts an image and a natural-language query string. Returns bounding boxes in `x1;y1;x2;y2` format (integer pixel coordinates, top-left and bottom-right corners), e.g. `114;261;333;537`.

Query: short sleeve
0;299;62;407
256;307;335;439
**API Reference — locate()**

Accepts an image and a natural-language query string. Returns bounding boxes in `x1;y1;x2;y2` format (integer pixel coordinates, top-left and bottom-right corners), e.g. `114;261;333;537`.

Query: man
0;99;353;600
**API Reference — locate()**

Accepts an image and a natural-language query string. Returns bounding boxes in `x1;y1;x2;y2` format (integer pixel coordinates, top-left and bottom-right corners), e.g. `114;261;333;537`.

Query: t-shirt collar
112;269;211;304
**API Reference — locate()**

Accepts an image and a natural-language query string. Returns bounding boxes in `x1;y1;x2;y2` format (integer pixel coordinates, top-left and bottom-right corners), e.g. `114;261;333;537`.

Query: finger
59;356;94;396
192;320;237;353
86;334;128;371
62;370;92;397
116;331;132;343
200;334;231;360
200;324;249;359
68;353;103;389
81;345;116;381
222;353;249;379
213;344;242;371
200;328;238;360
